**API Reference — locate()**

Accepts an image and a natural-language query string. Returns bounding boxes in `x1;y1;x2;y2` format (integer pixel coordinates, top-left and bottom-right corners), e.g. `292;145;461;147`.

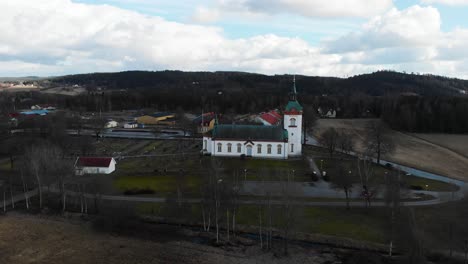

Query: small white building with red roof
75;157;116;175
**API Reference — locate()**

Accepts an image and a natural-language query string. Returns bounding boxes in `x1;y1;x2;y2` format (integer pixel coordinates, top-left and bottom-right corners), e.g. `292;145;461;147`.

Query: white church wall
207;139;288;159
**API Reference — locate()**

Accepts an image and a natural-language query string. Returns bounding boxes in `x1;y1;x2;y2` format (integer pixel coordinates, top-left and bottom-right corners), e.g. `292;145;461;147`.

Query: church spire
290;75;297;101
293;75;297;94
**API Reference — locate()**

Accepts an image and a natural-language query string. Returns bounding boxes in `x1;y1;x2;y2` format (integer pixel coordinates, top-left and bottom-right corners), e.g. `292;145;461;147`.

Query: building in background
105;120;118;128
136;112;175;125
193;112;216;133
256;110;282;126
74;157;116;175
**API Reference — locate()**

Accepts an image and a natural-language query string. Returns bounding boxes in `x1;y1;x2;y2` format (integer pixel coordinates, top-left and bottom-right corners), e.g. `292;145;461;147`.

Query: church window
277;144;282;154
267;144;272;154
217;143;222;152
291;144;294;153
227;143;232;153
257;144;262;154
290;118;296;126
237;143;242;153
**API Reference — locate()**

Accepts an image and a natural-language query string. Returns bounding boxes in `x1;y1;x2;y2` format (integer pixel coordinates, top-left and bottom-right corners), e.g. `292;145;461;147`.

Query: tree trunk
207;211;211;232
345;188;350;210
3;187;6;212
227;209;230;241
34;171;43;209
259;207;263;249
232;209;236;237
10;186;14;209
215;201;219;243
202;205;206;231
20;170;29;210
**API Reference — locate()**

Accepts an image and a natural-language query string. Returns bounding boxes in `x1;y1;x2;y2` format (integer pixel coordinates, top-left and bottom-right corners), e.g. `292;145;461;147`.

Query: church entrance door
246;145;252;156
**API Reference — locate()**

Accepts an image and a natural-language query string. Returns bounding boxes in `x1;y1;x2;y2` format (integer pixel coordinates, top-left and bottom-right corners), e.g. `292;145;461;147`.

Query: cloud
192;0;394;21
325;6;441;53
1;1;468;79
191;6;221;23
421;0;468;5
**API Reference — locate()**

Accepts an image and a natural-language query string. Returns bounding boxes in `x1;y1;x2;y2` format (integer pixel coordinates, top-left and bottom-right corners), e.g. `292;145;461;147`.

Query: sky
1;0;468;78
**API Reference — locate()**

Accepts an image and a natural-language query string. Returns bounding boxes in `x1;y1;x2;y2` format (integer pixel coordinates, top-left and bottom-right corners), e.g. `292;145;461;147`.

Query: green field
317;157;458;192
135;201;387;244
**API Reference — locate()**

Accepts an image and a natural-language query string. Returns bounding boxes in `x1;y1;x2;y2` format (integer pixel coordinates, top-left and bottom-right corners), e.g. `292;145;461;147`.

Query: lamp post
320;159;323;170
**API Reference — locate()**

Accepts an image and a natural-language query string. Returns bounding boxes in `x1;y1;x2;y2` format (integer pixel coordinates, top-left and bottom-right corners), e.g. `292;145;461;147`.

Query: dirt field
0;213;341;264
312;119;468;181
411;133;468;158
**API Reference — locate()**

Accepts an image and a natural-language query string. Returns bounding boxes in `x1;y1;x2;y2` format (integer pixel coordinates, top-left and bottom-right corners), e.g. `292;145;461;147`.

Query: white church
202;79;303;159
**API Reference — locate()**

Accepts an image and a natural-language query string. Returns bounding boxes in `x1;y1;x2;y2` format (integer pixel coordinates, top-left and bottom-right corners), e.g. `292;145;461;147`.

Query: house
20;109;49;116
31;104;56;111
203;79;302;159
193;112;216;133
256;110;282;126
105;120;118;128
123;122;138;129
75;157;116;175
318;107;336;118
136;112;175;125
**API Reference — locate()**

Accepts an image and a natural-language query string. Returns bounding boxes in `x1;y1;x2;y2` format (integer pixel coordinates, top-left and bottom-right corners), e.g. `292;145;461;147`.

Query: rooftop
285;100;303;112
76;157;114;168
212;124;288;142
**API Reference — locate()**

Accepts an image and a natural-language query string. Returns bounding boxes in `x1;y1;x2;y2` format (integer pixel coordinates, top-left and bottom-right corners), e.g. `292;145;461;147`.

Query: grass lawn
136;201;388;244
0;160;11;171
318;157;459;192
221;157;312;182
302;207;387;243
403;175;459;192
114;174;203;195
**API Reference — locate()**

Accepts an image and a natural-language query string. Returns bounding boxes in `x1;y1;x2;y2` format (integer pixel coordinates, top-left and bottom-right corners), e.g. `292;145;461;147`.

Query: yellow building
193;112;216;133
136;112;175;125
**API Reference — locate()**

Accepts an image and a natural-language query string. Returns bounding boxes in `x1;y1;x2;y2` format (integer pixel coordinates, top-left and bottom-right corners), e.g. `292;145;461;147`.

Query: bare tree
366;120;395;165
319;128;339;158
279;169;301;255
385;170;402;256
337;131;354;154
24;142;73;210
330;162;354;210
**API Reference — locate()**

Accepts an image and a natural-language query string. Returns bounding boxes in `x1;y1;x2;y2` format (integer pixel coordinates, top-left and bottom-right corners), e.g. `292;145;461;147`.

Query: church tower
283;76;303;157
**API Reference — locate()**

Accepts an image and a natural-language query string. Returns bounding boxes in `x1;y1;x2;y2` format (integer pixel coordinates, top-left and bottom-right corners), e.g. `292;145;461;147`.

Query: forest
2;70;468;133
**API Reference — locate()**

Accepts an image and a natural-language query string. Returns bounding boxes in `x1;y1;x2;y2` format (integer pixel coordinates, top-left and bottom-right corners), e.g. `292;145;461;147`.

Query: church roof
212;124;288;142
285;100;303;112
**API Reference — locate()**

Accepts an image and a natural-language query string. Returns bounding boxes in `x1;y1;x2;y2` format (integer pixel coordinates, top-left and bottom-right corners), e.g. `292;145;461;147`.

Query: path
0;187;444;209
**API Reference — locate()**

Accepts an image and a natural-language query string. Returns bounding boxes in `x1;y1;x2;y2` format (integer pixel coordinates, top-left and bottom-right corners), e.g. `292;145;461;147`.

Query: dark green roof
212;124;288;141
285;100;303;112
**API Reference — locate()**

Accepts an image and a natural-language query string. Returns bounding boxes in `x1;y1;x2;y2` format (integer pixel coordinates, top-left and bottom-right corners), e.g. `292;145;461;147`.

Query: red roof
259;110;282;125
77;157;113;168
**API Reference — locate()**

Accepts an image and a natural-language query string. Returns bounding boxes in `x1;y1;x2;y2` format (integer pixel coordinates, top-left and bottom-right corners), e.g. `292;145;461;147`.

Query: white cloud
421;0;468;5
198;0;394;19
325;6;441;53
1;1;468;79
191;6;221;23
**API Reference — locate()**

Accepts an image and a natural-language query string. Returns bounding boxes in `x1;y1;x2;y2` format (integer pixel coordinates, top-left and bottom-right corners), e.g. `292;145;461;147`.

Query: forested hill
51;70;468;97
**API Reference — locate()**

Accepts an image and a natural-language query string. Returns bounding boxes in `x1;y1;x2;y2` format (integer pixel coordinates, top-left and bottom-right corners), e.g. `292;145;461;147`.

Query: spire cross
292;74;297;95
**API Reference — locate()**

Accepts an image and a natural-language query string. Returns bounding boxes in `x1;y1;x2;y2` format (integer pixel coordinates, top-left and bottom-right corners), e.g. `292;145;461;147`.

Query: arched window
277;144;282;154
290;118;296;126
227;143;232;153
267;144;272;154
237;143;242;153
217;143;222;152
257;144;262;154
291;143;294;153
